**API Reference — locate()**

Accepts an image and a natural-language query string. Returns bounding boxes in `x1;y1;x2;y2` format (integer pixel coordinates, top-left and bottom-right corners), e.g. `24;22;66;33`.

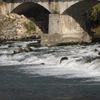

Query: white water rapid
0;41;100;82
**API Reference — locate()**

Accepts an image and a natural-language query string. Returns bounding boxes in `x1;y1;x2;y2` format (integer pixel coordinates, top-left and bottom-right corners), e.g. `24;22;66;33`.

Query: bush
86;3;100;26
24;21;36;34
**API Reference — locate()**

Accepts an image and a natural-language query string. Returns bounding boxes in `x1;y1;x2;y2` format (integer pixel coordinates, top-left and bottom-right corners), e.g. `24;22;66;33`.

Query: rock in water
13;47;33;54
60;57;68;63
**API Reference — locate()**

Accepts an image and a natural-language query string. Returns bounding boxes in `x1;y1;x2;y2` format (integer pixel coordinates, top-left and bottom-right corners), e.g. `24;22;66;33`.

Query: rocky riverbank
0;13;42;41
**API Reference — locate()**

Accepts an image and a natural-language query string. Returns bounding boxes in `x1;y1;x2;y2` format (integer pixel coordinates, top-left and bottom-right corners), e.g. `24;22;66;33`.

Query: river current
0;41;100;100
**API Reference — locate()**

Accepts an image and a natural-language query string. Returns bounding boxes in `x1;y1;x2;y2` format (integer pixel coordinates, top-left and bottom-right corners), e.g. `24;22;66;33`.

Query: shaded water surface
0;41;100;100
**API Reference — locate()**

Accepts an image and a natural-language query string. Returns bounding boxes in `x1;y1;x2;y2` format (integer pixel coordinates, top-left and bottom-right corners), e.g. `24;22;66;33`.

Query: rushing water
0;41;100;100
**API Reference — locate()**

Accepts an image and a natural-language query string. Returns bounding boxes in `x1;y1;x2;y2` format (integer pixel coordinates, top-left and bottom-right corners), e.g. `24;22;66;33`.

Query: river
0;41;100;100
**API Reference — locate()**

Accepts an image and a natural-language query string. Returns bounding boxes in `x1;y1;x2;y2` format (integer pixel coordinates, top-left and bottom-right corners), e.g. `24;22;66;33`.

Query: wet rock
85;57;93;63
85;56;100;63
23;47;33;52
27;42;41;48
41;63;45;65
13;47;33;54
98;52;100;55
94;48;98;52
13;48;23;54
93;49;100;55
60;57;68;63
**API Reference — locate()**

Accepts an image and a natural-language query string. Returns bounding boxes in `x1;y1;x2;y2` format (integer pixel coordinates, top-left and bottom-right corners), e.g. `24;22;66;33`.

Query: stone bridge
0;0;100;43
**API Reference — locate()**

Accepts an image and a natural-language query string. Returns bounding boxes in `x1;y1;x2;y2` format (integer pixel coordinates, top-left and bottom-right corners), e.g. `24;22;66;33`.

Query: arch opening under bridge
62;0;99;37
11;2;50;33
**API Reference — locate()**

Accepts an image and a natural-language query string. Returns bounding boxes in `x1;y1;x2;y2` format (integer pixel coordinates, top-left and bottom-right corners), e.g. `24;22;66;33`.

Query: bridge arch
62;0;99;36
11;2;50;33
3;0;50;12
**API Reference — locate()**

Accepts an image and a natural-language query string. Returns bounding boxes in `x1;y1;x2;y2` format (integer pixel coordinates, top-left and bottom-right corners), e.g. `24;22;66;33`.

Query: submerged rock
98;52;100;55
13;47;33;54
94;48;98;52
84;56;100;63
93;49;100;55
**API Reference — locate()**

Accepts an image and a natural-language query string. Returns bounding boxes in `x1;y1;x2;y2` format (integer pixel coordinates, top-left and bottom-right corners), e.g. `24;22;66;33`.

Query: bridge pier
49;14;91;43
49;14;61;34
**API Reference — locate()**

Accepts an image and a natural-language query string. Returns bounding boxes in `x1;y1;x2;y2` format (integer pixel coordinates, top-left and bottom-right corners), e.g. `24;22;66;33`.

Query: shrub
24;21;36;34
86;3;100;25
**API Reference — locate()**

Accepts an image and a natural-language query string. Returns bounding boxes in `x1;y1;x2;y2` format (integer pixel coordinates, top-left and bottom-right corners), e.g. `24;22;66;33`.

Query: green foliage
86;3;100;22
85;3;100;34
24;21;36;34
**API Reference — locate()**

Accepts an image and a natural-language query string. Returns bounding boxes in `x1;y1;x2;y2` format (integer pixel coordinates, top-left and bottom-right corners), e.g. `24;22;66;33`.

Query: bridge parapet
1;0;50;14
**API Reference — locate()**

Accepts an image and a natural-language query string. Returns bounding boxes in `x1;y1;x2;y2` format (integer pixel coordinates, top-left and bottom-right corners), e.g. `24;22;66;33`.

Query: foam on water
20;58;100;79
0;42;100;81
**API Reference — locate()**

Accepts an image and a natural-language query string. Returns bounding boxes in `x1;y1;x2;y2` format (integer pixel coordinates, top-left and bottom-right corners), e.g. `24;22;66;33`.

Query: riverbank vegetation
0;13;41;41
86;3;100;34
24;20;36;35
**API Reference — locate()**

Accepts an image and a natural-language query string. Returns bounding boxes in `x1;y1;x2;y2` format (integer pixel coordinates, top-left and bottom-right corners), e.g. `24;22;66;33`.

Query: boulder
13;47;33;54
60;57;68;63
